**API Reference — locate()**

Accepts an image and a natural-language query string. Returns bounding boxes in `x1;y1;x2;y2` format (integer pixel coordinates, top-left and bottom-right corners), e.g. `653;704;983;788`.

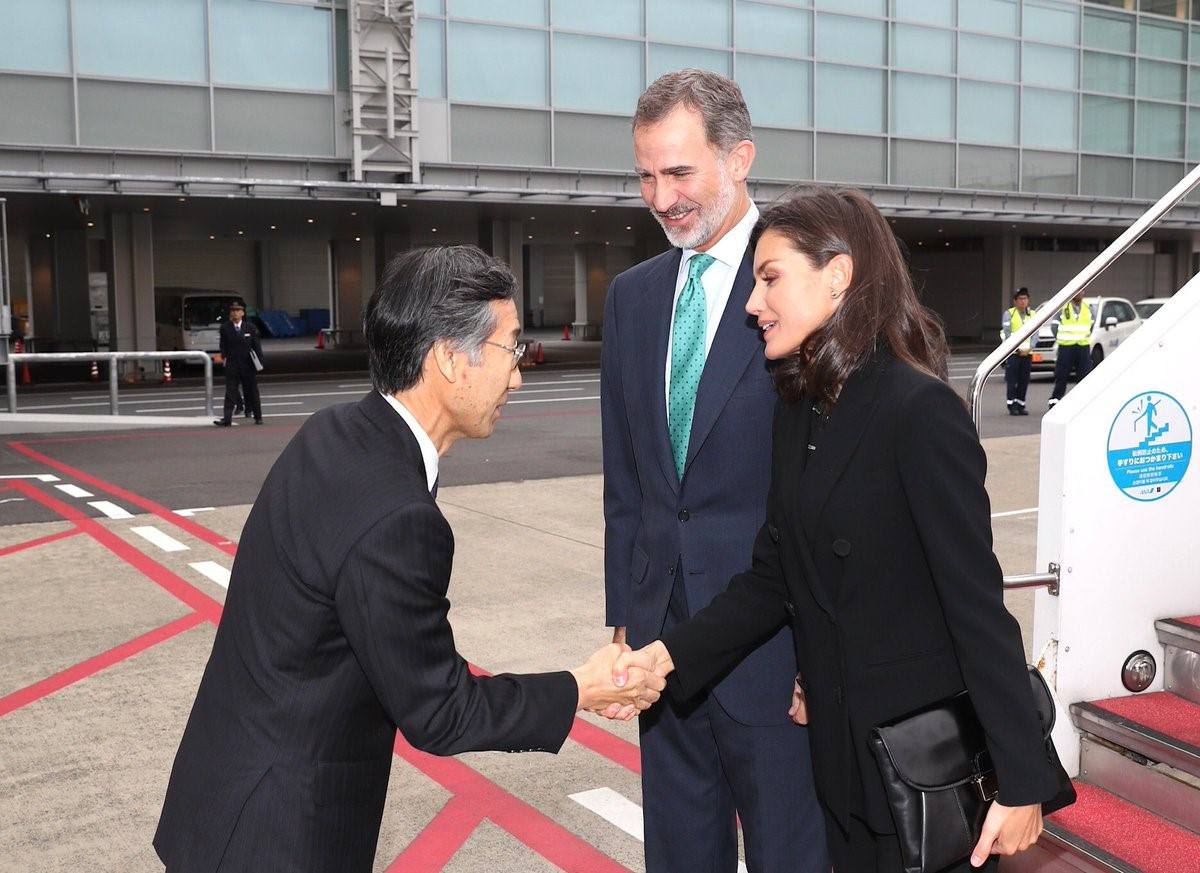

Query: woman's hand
971;801;1043;866
788;678;808;725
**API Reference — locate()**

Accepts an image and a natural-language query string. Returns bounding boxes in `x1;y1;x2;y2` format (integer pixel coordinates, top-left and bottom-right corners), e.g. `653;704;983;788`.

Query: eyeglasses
483;340;527;370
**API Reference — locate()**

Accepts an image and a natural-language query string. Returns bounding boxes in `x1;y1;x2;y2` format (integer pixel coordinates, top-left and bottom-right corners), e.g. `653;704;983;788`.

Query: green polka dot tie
669;253;715;478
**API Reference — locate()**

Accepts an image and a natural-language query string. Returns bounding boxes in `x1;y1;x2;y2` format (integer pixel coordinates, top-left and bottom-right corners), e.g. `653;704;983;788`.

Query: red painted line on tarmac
0;526;84;559
393;736;632;873
0;612;204;718
7;480;224;623
6;441;238;556
385;796;485;873
21;423;301;445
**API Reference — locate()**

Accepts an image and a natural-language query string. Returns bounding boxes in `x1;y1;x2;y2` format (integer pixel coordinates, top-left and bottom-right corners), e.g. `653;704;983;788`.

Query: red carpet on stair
1048;782;1200;873
1177;614;1200;629
1091;691;1200;747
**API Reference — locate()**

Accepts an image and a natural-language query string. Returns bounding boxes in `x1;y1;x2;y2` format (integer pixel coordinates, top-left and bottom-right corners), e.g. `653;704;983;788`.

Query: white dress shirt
664;202;760;407
380;392;439;494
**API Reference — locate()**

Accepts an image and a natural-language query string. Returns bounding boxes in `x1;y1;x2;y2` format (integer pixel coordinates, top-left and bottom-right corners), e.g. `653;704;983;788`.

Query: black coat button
678;509;690;521
832;538;851;557
768;524;781;542
785;601;796;617
667;565;676;576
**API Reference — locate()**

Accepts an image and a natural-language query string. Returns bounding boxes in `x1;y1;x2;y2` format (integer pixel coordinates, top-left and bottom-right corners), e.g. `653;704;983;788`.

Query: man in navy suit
601;70;826;872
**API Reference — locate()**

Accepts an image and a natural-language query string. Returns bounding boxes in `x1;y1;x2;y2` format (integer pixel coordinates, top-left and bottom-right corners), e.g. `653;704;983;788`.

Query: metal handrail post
5;361;14;413
203;354;214;418
969;162;1200;433
109;354;119;414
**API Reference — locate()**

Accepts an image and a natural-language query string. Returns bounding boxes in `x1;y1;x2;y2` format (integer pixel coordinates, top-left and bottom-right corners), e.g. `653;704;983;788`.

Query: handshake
570;640;675;721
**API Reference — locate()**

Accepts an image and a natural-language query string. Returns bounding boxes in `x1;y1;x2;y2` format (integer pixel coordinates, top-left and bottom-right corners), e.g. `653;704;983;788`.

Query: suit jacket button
768;524;781;543
785;601;796;616
677;509;690;522
832;538;851;557
667;565;676;576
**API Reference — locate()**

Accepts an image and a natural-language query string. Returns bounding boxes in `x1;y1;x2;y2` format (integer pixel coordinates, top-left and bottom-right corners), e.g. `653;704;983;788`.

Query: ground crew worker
1001;287;1036;416
1048;291;1092;409
214;301;265;426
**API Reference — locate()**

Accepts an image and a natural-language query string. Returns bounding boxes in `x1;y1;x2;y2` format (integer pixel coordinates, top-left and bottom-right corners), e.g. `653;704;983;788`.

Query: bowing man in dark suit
155;246;665;873
602;71;826;872
622;189;1060;871
214;300;264;426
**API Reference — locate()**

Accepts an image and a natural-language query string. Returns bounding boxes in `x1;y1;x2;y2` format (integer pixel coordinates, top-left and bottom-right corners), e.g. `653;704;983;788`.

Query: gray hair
364;245;515;394
633;69;753;154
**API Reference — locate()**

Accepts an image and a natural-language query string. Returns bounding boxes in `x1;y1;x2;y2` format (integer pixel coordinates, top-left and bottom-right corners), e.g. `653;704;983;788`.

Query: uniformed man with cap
214;300;265;426
1000;287;1036;416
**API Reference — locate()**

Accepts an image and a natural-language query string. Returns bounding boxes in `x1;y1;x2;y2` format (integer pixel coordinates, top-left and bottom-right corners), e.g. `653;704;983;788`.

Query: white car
1029;296;1142;370
1135;298;1167;320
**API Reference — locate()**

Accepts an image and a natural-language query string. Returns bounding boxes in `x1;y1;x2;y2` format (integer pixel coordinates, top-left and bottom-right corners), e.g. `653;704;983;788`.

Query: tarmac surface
0;408;1044;871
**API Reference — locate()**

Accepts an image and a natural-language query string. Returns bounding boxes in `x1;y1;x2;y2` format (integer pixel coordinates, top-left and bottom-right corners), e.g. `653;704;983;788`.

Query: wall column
52;227;92;350
107;213;156;366
573;243;607;340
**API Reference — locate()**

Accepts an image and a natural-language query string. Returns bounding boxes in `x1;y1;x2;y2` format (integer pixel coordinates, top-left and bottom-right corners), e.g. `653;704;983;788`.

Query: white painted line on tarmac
130;526;189;552
190;561;231;588
174;507;215;517
521;377;599;386
0;497;25;506
88;501;133;520
0;474;60;482
135;401;305;413
512;387;584;396
507;395;599;405
568;789;748;873
54;484;94;498
337;382;372;389
992;507;1038;518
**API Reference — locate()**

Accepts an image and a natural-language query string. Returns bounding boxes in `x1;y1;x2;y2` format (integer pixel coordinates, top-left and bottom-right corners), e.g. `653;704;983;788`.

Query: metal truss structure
348;0;419;183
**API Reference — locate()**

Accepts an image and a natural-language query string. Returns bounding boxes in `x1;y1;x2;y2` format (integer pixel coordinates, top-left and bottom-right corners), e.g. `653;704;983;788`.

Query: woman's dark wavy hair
751;187;949;407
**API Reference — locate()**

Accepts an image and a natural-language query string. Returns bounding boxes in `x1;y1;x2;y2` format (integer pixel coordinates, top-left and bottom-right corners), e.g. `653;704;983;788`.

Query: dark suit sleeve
896;380;1059;807
334;501;578;756
600;277;639;627
219;323;229;361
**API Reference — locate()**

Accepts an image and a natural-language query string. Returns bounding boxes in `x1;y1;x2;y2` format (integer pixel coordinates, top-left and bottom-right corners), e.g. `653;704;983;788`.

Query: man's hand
970;801;1043;866
788;678;808;725
570;643;665;720
599;641;676;720
612;626;626;646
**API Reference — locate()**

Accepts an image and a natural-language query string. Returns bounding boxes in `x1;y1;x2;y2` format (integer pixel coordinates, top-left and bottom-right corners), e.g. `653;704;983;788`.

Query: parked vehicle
1135;297;1167;320
155;287;244;353
1029;296;1142;370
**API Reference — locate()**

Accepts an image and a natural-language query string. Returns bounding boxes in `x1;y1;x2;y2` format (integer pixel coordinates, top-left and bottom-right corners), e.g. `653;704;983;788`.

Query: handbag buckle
973;771;999;803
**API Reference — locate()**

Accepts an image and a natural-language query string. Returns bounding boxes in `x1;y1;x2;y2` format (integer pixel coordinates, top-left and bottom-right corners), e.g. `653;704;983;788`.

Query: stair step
1072;693;1200;779
1043;781;1200;873
1079;734;1200;833
1158;618;1200;706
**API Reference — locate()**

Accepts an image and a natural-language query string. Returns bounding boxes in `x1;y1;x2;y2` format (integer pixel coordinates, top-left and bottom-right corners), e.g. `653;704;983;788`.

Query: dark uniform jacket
154;392;578;872
218;318;264;375
661;351;1060;832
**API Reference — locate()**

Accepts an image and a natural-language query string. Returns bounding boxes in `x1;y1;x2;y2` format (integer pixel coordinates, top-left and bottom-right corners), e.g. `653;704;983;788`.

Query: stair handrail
968;162;1200;434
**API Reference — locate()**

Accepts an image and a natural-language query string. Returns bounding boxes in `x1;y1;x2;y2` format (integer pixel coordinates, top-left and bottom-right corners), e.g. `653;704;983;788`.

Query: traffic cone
534;341;545;365
562;324;572;341
315;330;325;350
14;338;30;385
162;359;172;384
90;360;99;381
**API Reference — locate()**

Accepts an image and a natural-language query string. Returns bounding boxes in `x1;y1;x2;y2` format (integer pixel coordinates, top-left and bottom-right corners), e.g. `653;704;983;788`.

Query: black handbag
868;666;1076;873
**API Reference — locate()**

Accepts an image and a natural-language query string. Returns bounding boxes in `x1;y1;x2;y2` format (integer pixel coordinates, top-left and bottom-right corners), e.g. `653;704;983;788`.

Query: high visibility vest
1056;301;1092;346
1002;306;1036;351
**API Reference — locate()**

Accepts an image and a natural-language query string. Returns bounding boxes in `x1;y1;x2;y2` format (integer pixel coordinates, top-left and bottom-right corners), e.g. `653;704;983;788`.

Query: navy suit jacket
601;245;798;725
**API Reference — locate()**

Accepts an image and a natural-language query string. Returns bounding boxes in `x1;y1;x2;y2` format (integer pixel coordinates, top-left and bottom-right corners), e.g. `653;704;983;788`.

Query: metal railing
1003;563;1060;596
5;351;214;417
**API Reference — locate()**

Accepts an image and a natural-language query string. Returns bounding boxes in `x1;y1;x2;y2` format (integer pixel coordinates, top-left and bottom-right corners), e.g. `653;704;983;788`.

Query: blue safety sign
1106;391;1192;502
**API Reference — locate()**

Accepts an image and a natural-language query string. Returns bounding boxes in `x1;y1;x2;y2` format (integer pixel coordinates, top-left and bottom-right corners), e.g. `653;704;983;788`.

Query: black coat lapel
682;249;762;478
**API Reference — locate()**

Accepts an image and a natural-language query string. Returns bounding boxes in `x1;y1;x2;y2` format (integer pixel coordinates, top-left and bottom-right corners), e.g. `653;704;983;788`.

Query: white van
1029;296;1142;370
155;288;244;353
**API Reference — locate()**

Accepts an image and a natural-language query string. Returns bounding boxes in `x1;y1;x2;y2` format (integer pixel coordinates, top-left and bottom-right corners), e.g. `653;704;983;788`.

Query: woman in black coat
623;189;1061;871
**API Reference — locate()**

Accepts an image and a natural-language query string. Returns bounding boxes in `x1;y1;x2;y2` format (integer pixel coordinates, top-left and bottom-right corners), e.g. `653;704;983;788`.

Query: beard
652;167;738;250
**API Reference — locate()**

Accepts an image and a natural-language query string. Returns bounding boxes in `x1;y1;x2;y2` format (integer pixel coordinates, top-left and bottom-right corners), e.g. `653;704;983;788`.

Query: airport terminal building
3;0;1200;355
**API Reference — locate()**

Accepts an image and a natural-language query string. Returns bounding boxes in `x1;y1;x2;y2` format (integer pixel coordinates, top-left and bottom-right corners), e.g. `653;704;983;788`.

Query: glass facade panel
1137;59;1186;101
0;0;70;74
735;2;811;57
752;128;814;179
0;74;73;144
815;65;884;133
1083;95;1133;153
959;80;1017;144
958;144;1018;190
417;0;444;13
738;55;811;127
555;112;635;170
1190;66;1200;103
211;0;331;91
1081;154;1133;197
816;14;886;66
815;0;884;15
449;22;547;106
81;80;210;150
1193;26;1200;62
1082;52;1133;95
892;25;954;75
76;0;207;83
451;105;550;164
1022;1;1078;45
649;44;731;80
1188;108;1200;160
959;34;1018;81
1082;8;1135;52
1139;18;1187;60
554;34;643;114
958;0;1018;37
1022;150;1077;193
648;0;730;47
892;0;954;27
553;0;642;37
892;73;954;139
213;88;333;155
449;0;544;25
1135;159;1184;199
1137;102;1185;158
1022;88;1077;150
890;139;956;187
1022;43;1077;89
418;19;446;99
815;133;886;184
